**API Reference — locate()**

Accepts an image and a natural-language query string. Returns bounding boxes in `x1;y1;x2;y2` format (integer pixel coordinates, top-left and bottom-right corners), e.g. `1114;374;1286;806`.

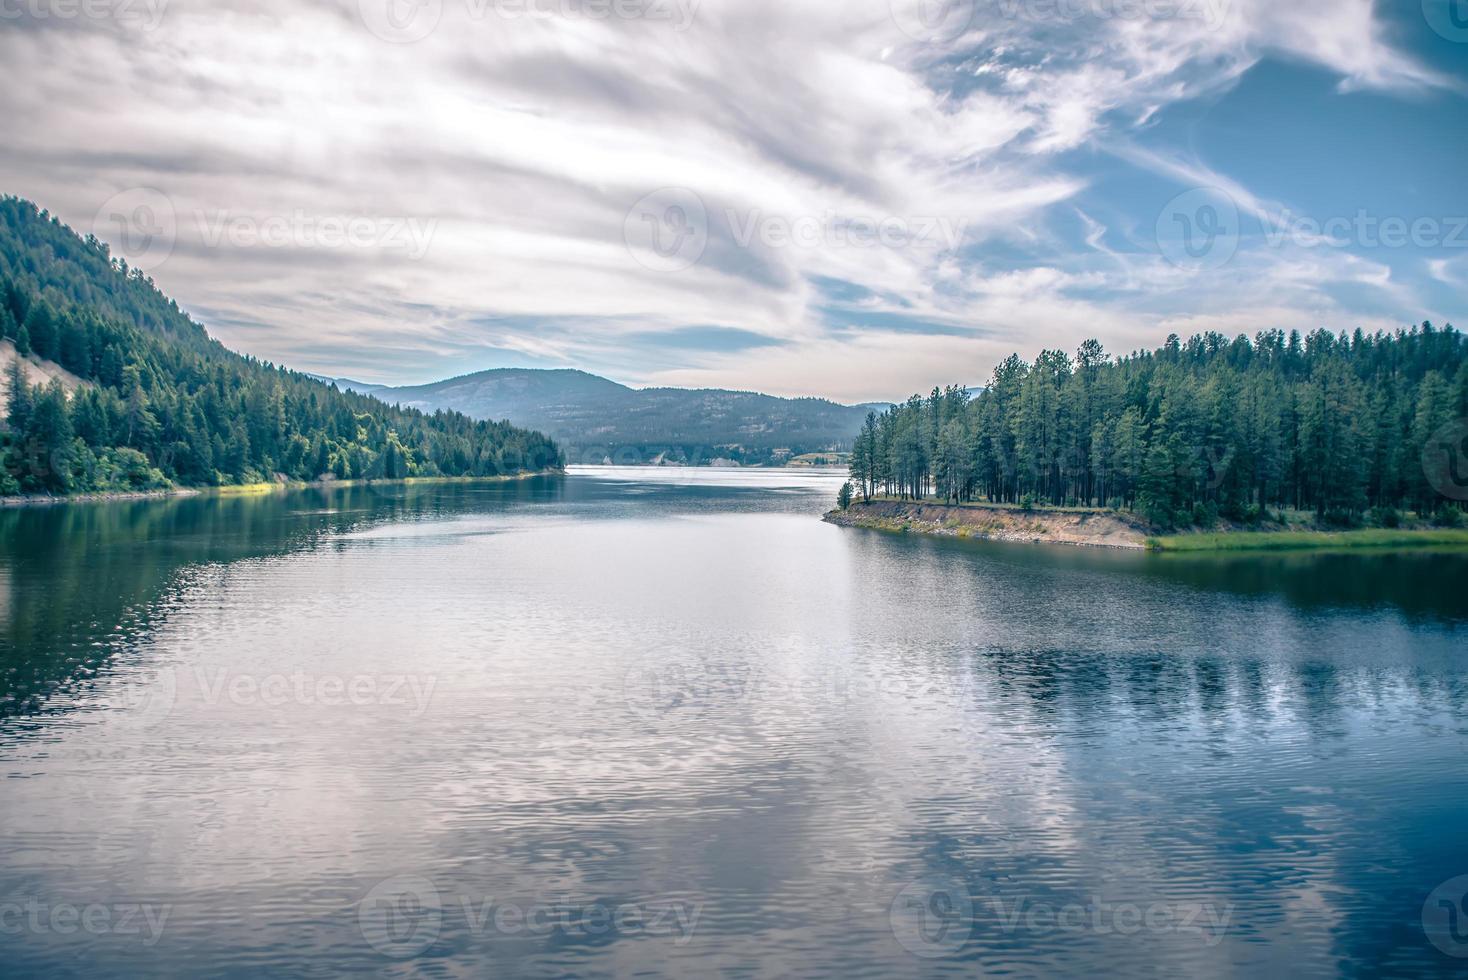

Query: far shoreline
0;469;563;509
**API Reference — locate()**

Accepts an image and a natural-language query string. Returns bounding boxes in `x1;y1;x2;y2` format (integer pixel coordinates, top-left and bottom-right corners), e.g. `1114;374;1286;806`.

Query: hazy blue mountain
369;368;875;465
305;374;390;395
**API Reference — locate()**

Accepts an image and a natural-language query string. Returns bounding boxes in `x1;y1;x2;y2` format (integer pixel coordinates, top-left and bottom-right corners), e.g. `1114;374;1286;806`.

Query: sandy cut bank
824;499;1152;550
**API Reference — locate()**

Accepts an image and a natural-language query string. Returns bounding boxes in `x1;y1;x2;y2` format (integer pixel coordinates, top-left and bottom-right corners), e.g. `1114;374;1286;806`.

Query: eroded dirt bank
824;499;1152;550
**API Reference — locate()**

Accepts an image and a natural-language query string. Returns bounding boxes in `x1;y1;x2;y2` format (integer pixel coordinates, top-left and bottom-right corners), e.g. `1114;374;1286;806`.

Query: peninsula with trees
829;327;1468;551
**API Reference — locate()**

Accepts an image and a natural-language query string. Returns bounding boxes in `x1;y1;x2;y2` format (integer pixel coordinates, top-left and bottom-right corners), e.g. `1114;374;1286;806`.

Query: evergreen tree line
847;327;1468;528
0;198;562;495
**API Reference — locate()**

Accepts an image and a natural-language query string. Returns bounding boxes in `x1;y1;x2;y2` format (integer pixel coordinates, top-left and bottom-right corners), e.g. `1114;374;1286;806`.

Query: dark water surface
2;468;1466;977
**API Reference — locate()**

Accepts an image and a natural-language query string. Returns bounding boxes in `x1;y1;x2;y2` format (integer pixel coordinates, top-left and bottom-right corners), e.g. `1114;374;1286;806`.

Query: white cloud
0;0;1449;398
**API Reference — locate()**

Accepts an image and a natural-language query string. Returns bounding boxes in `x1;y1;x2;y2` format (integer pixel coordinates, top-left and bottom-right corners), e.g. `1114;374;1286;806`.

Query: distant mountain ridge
306;374;389;395
358;367;876;465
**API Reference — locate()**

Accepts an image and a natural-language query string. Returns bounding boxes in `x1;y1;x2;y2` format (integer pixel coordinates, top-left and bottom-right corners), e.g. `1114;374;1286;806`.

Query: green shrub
1368;505;1401;528
1191;501;1219;528
1141;499;1176;529
99;448;169;491
1435;505;1466;528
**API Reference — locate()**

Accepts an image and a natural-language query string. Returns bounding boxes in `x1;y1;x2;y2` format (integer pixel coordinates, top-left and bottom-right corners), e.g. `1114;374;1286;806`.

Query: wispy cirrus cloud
0;0;1460;400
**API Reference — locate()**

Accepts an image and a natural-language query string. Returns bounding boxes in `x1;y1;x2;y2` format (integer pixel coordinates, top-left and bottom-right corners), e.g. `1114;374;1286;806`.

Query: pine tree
24;380;75;492
852;325;1463;522
23;303;58;362
6;359;32;431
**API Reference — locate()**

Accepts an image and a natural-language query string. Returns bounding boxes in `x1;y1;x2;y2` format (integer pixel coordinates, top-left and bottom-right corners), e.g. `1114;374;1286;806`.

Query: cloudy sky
2;0;1465;401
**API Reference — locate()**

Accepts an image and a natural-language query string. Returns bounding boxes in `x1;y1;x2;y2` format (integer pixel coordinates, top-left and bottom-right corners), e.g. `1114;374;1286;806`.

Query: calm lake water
2;467;1466;977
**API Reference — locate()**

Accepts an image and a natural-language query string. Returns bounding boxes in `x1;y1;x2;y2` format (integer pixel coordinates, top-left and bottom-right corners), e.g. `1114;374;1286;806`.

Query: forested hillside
0;197;561;495
849;328;1468;528
372;367;870;465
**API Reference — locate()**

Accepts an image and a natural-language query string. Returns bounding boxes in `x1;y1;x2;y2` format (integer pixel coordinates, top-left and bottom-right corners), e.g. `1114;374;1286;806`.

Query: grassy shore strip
0;469;563;508
212;482;281;497
1148;528;1468;552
